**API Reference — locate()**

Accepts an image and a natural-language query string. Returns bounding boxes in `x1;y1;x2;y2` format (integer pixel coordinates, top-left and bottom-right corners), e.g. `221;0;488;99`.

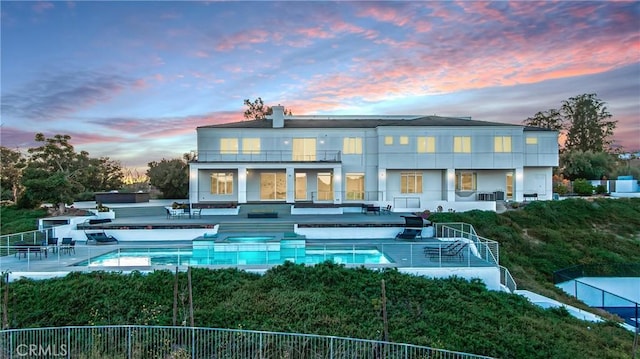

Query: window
343;137;362;154
317;173;333;201
384;136;393;145
401;172;423;194
417;136;435;153
220;138;238;154
494;136;512;152
242;138;260;154
453;136;471;153
399;136;409;145
526;136;538;145
346;173;364;200
295;173;307;200
455;172;477;191
292;138;316;161
260;172;286;200
211;173;233;194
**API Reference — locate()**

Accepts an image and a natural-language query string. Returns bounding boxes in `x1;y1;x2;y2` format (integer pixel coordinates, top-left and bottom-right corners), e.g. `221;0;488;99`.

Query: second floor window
220;138;238;154
384;136;393;145
343;137;362;154
292;138;316;161
417;136;435;153
526;136;538;145
494;136;512;152
454;136;471;153
242;138;260;154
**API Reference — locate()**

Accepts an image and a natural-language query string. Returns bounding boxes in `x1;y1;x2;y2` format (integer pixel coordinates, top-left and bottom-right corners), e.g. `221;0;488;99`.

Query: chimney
272;105;284;128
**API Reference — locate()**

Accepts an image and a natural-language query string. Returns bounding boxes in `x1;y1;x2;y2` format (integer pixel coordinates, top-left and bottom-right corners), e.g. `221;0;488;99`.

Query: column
514;167;524;202
237;167;247;204
378;168;387;202
333;166;342;204
445;168;456;202
286;167;295;203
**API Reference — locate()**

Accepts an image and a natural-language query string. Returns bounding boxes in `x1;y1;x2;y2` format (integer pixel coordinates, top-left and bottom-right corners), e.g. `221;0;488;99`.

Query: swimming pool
73;245;393;267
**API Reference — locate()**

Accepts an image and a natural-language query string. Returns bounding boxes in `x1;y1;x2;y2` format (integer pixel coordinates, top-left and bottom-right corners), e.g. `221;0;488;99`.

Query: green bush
594;185;607;195
572;179;593;196
553;183;568;195
75;191;96;201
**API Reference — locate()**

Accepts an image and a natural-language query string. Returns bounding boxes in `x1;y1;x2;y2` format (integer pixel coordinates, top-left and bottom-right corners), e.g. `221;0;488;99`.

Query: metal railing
0;229;54;256
434;223;499;266
0;325;495;359
193;150;341;163
500;265;517;292
553;263;640;284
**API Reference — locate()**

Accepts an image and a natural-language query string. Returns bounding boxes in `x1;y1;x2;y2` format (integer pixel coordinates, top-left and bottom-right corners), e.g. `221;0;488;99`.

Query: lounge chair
425;241;467;260
85;231;119;245
424;241;460;258
381;205;392;214
395;228;421;240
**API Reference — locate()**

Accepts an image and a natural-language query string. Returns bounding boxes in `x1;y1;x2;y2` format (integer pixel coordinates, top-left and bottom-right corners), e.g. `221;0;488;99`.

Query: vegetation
0;206;47;235
243;97;292;120
2;264;635;359
146;154;191;199
430;198;640;298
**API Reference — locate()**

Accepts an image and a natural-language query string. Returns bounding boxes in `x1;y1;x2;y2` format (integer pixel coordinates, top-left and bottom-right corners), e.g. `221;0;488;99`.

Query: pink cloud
356;4;411;27
215;29;270;51
296;27;334;39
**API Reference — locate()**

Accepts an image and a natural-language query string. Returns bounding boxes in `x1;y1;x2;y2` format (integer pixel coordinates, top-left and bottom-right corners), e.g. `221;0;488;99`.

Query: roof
198;115;555;130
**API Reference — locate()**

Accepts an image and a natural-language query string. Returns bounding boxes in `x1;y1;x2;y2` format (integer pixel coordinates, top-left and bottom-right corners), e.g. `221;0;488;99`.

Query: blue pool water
74;244;393;267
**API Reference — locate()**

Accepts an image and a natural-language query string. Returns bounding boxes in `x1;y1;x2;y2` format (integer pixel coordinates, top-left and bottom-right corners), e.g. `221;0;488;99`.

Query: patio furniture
381;204;392;214
166;207;185;219
15;241;47;259
60;237;73;254
424;241;460;258
395;228;421;240
190;208;202;218
47;237;59;253
425;241;467;260
362;204;380;215
85;232;118;245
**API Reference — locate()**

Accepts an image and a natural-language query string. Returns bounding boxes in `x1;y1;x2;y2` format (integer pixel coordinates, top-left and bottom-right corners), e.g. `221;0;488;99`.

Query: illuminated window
260;172;286;200
455;172;477;191
453;136;471;153
242;138;260;154
292;138;316;161
494;136;512;152
384;136;393;145
417;136;436;153
317;173;333;201
526;137;538;145
295;173;307;200
343;137;362;154
220;138;238;154
345;173;364;200
401;172;423;194
399;136;409;145
210;173;233;194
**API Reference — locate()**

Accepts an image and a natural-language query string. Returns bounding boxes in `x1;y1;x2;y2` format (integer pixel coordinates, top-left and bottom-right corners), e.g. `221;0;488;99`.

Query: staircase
219;204;294;233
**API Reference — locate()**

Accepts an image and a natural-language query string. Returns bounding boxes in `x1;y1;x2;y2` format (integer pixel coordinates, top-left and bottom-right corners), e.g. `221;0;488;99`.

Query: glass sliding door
316;172;333;201
295;173;307;200
346;173;364;200
260;172;286;200
506;172;514;200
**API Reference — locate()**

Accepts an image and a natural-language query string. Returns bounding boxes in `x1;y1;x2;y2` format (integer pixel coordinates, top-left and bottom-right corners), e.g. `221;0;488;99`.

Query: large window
317;173;333;201
417;136;435;153
210;173;233;194
453;136;471;153
260;172;286;200
346;173;364;200
242;138;260;154
220;138;238;154
343;137;362;154
401;172;422;194
295;173;307;200
455;172;477;191
292;138;316;161
494;136;512;152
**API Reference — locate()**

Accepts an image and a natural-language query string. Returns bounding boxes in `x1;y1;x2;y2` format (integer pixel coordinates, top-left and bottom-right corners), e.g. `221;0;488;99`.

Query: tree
561;93;616;152
560;150;614;181
147;154;190;199
523;109;563;131
0;146;26;202
243;97;292;120
19;133;124;211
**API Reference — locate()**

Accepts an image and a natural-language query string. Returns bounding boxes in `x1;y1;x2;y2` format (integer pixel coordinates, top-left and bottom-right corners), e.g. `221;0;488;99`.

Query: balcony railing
193;150;341;163
0;325;495;359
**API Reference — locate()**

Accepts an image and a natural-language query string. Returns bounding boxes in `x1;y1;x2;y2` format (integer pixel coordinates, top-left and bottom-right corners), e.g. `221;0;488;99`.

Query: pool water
74;244;393;267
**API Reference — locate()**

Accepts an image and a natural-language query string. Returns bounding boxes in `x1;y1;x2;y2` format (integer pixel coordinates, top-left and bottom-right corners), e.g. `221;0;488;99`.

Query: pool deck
1;208;497;280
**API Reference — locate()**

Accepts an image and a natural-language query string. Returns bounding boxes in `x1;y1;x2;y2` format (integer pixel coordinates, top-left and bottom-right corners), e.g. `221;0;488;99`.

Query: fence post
127;326;132;359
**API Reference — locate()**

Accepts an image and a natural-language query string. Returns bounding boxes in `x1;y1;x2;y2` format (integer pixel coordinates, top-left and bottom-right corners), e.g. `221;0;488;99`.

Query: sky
1;1;639;174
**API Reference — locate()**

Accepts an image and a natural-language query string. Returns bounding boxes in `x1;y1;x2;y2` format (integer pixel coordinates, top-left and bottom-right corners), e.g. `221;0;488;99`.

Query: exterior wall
192;119;558;211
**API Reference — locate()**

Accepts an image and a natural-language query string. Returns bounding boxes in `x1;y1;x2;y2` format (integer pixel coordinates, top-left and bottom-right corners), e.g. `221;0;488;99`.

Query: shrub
595;185;607;195
553;183;568;195
572;179;594;196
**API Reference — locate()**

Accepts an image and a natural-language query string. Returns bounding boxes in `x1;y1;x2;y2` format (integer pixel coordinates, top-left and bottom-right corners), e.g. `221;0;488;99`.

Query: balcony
192;150;341;163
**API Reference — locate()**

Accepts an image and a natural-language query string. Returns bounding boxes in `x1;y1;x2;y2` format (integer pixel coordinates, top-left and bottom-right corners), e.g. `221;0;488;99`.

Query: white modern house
189;106;558;212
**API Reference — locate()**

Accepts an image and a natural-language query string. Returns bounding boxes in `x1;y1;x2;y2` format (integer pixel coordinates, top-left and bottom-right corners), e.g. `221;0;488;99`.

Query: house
188;106;558;212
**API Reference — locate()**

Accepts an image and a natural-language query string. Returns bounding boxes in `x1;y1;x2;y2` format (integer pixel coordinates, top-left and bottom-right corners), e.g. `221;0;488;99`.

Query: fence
0;325;495;359
434;223;499;266
0;229;54;257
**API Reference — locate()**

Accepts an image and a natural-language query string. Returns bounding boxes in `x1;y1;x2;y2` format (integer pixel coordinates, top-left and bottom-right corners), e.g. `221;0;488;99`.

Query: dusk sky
1;1;639;173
